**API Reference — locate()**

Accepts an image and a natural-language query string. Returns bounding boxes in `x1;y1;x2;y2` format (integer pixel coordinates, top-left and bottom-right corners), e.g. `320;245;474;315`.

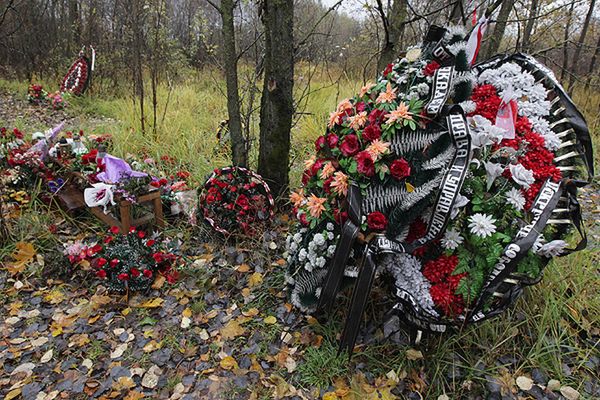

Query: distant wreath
199;166;275;235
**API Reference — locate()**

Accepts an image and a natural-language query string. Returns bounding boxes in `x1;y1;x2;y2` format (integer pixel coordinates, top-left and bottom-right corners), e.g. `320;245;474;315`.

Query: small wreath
61;56;91;96
199;166;274;235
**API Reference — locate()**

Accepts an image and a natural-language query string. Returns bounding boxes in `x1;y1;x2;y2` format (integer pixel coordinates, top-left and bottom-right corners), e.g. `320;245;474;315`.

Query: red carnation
383;63;394;76
131;268;141;278
137;230;146;239
143;269;153;278
355;151;375;177
362;124;381;142
110;259;120;268
367;211;387;231
423;60;441;76
326;133;339;148
96;270;107;279
299;213;309;226
117;273;129;281
390;158;411;180
96;257;107;268
146;239;156;247
310;159;324;176
340;134;360;156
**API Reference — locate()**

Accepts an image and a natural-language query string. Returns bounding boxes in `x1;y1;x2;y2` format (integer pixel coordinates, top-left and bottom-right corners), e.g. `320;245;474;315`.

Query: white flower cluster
285;223;337;273
478;62;559;151
533;236;567;257
382;253;438;317
468;114;508;148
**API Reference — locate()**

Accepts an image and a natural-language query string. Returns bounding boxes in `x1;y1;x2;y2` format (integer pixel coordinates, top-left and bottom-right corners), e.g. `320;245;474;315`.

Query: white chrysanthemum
288;242;298;252
326;223;334;231
327;245;336;257
537;240;567;257
304;262;313;272
509;163;535;189
468;213;497;238
441;229;464;250
459;100;477;114
468;114;506;147
315;257;326;268
505;188;525;210
293;232;302;243
298;248;307;262
327;232;334;240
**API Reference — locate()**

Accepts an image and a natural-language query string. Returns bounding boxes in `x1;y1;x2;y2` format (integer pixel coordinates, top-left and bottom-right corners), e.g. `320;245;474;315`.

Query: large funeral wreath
285;25;593;353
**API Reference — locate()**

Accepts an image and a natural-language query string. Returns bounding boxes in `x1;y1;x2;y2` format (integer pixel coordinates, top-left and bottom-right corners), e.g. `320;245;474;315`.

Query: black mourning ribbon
317;184;362;314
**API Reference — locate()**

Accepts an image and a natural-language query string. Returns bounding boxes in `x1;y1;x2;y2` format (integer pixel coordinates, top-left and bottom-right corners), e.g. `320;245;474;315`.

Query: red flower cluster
200;167;274;235
470;84;561;209
367;211;387;231
61;57;89;95
423;255;465;316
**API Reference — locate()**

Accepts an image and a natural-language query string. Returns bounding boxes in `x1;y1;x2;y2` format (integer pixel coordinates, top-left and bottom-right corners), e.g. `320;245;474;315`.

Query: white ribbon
466;15;488;65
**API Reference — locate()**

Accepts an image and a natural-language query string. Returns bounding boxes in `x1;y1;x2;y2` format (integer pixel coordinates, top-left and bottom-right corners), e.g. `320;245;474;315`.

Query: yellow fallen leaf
406;348;423;360
219;356;238;370
124;391;146;400
44;288;66;305
236;264;251;272
143;340;162;353
220;319;245;340
323;393;339;400
138;298;164;308
5;388;21;400
7;241;36;275
263;316;277;324
151;275;166;289
113;376;136;391
242;308;259;317
182;308;192;318
122;307;132;316
248;272;263;288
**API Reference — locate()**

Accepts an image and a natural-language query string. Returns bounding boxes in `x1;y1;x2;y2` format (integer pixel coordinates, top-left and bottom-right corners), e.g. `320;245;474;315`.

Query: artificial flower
468;213;497;238
509;163;535;189
320;162;336;180
441;229;464;250
330;171;348;196
505;187;525;211
376;82;397;103
359;83;375;98
362;124;381;142
385;102;412;125
340;134;360;156
366;139;390;160
536;240;567;257
348;111;368;131
328;111;344;128
306;194;327;218
290;189;305;208
390;158;411;180
355;151;375;176
367;211;387;231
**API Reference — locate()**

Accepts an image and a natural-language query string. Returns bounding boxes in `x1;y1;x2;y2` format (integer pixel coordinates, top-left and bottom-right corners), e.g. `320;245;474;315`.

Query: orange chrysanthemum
290;189;305;208
328;111;344;128
306;194;327;218
366;139;391;160
320;162;336;180
348;111;368;131
376;83;397;104
331;171;349;196
303;155;316;170
385;102;413;125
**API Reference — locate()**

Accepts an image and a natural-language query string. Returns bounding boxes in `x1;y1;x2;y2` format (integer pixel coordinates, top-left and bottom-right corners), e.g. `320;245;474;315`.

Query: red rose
137;230;146;239
96;257;107;268
326;134;339;148
150;181;161;188
355;151;375;177
390;158;411;180
143;269;153;278
310;159;324;176
423;60;441;77
340;135;360;156
356;101;367;112
236;194;250;209
176;171;190;179
315;135;326;151
104;236;113;244
117;273;129;281
362;124;381;142
299;213;309;226
96;270;107;279
110;259;120;268
383;63;394;76
368;109;386;125
131;268;141;278
129;226;137;233
146;239;156;247
367;211;387;231
334;209;348;225
166;271;179;284
152;253;164;263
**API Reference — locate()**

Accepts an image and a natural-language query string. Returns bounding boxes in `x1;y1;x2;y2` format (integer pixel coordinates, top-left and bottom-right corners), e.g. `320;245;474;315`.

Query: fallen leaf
406;349;423;360
11;362;35;377
560;386;580;400
151;275;166;289
40;349;53;363
263;316;277;324
124;391;146;400
219;356;238;370
236;264;250;273
143;340;162;353
182;308;192;318
248;272;263;288
181;317;191;329
44;288;66;305
547;379;561;391
110;343;128;359
138;298;164;308
142;365;162;389
7;241;36;275
516;376;533;391
220;319;245;340
5;388;21;400
113;376;136;391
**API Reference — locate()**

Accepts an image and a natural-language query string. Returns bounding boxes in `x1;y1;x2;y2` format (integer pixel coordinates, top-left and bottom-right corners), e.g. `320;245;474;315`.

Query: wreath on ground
285;25;592;351
199;166;275;236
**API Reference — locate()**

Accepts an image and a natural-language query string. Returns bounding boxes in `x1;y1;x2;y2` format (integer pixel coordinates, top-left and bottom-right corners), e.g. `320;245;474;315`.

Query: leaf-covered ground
1;91;599;400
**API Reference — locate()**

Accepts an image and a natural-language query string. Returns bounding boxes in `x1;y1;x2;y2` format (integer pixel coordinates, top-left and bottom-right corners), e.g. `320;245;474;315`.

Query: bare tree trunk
482;0;515;59
449;0;463;25
584;33;600;92
258;0;294;200
68;0;81;53
220;0;247;167
130;0;146;134
376;0;408;72
567;0;596;93
560;1;575;83
521;0;538;52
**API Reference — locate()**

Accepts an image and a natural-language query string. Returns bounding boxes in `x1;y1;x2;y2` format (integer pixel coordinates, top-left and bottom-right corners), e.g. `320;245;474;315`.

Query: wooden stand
88;188;165;233
56;184;164;233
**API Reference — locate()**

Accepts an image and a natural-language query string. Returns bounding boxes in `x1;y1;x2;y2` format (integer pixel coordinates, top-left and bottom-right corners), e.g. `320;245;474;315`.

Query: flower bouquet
199;166;274;235
285;25;592;351
27;84;47;104
65;226;180;292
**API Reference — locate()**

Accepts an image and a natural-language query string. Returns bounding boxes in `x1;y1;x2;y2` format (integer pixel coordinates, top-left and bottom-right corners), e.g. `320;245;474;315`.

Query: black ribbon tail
338;245;378;356
317;184;362;315
562;180;587;254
